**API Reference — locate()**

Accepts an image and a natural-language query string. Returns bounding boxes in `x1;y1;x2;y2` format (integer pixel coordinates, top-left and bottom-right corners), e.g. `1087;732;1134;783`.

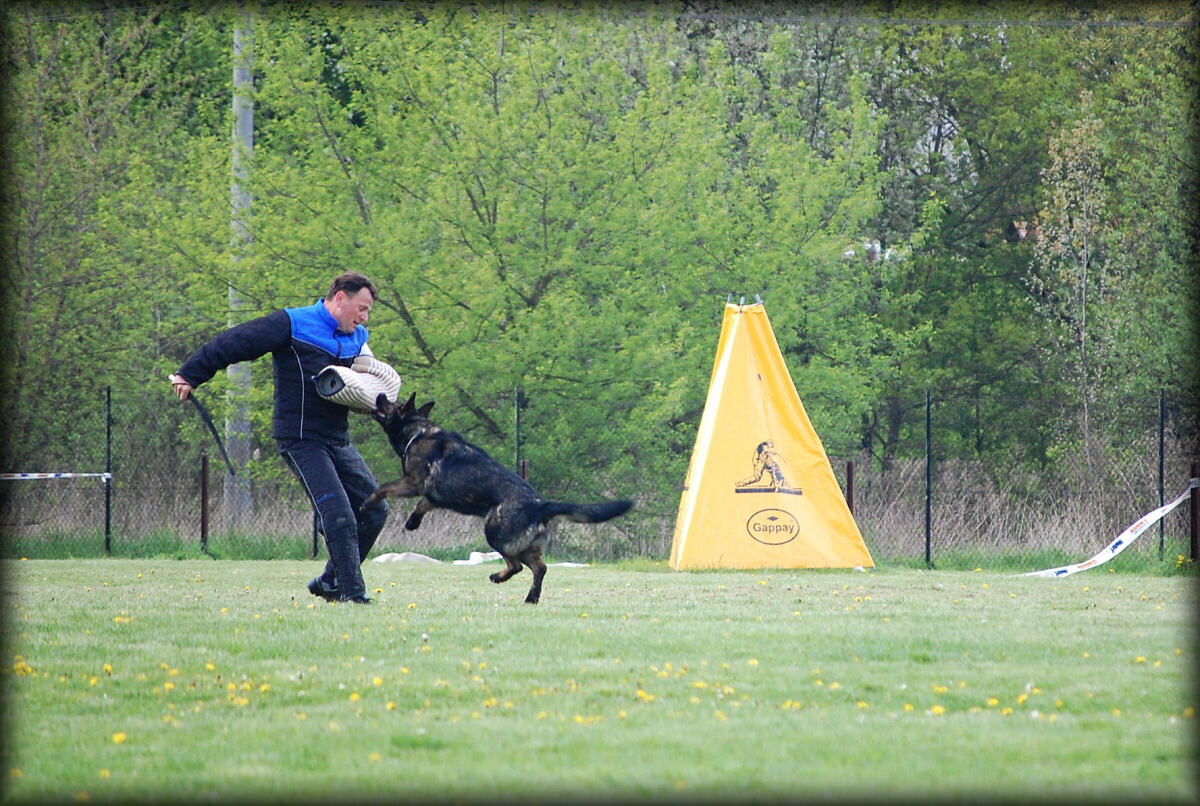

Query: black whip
171;375;237;476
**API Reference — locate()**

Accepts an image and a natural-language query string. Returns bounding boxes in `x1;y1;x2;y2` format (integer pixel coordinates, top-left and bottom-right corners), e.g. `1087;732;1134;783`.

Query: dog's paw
404;513;425;531
360;496;380;512
489;572;503;584
524;593;540;604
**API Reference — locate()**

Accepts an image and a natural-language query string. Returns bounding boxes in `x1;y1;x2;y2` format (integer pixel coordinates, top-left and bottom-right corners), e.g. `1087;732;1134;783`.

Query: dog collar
401;426;434;470
403;429;423;458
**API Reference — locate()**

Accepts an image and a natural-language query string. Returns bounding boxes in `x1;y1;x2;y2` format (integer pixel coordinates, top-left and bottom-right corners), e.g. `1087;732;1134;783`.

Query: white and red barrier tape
0;473;112;480
1023;478;1199;578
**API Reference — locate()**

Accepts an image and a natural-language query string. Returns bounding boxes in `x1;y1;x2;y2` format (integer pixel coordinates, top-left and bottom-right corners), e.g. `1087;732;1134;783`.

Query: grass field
2;558;1196;804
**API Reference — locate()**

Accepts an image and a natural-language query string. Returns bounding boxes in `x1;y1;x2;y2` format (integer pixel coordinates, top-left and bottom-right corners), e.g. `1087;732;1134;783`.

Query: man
172;272;388;604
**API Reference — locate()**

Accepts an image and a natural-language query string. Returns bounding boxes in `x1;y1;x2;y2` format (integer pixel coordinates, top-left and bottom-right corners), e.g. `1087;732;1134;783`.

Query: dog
362;393;633;603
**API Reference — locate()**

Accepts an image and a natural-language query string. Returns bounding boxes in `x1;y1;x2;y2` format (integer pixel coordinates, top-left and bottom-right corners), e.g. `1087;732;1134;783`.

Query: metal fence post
846;459;855;516
515;385;525;472
925;389;932;567
200;453;209;554
1191;461;1198;562
1158;388;1165;559
105;385;112;555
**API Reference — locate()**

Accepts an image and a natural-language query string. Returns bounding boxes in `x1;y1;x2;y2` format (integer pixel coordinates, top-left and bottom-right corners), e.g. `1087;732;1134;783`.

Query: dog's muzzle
315;351;402;413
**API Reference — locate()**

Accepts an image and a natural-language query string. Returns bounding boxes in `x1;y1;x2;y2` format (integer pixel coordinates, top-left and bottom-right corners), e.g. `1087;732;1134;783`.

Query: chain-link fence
1;384;1196;569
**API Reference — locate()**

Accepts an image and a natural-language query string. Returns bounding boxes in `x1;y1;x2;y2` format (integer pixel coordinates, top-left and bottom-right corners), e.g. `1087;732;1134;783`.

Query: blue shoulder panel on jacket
285;300;369;359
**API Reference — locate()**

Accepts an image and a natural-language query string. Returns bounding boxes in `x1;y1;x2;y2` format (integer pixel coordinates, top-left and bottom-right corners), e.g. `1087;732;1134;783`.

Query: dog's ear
374;393;389;412
418;401;435;417
401;392;417;413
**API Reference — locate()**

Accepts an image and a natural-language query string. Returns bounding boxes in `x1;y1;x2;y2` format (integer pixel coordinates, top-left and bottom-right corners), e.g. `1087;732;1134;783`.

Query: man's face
328;287;374;333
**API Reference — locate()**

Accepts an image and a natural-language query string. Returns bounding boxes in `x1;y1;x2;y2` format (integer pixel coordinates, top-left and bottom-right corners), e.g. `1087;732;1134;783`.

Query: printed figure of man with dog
171;272;388;604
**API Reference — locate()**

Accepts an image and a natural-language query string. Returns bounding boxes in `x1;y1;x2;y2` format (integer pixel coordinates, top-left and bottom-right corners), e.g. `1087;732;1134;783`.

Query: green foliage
2;3;1196;527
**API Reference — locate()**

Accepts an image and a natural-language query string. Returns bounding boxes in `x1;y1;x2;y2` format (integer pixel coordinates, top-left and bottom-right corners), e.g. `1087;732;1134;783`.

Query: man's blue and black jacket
176;300;369;444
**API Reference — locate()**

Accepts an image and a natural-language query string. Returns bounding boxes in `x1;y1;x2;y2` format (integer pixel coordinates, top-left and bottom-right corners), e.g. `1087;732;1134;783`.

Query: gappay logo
734;439;803;545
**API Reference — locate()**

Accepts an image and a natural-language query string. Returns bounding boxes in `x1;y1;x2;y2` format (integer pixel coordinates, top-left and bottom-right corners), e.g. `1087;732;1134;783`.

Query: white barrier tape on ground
1023;478;1199;578
0;472;112;480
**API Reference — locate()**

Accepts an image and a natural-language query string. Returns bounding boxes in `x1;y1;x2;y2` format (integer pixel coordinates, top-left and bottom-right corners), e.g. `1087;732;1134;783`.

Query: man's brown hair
328;271;378;301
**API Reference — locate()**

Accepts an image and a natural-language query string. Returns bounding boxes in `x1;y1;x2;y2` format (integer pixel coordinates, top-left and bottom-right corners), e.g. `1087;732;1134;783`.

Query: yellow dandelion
747;659;759;667
103;664;112;675
714;710;727;721
350;692;361;702
1182;706;1195;718
987;697;1000;707
111;732;127;745
930;705;946;715
99;769;111;779
636;689;655;703
372;677;383;686
856;701;869;709
369;752;381;763
1135;656;1146;664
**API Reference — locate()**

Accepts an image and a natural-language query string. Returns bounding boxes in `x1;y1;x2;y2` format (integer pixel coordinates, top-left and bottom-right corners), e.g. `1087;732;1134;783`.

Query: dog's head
372;392;436;447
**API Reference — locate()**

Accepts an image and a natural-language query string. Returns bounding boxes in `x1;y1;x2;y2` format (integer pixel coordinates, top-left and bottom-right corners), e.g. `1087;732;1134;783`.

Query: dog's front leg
404;497;435;531
361;477;421;511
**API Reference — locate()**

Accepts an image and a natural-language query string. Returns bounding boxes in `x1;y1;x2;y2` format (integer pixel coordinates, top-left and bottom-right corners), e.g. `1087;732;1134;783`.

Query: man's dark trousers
279;438;388;599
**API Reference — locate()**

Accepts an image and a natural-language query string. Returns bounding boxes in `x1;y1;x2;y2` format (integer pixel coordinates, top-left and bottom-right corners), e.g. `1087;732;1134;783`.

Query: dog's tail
540;499;633;524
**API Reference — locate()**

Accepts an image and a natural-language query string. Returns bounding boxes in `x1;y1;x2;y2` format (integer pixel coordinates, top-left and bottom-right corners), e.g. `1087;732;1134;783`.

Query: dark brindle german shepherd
362;393;633;604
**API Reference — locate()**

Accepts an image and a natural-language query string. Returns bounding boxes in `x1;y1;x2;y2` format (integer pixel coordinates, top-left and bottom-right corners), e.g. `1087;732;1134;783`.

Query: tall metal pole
225;6;255;529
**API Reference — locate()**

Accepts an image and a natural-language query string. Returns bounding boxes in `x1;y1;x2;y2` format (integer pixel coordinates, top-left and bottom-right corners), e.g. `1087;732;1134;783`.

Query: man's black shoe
339;593;372;605
308;576;340;600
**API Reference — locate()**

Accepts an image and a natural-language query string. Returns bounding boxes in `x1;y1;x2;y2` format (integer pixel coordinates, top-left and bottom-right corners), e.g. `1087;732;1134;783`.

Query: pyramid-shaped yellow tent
670;300;874;570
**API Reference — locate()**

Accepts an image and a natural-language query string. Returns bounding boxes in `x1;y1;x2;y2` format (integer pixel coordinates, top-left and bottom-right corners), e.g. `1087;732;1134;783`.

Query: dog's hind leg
522;551;547;604
489;555;523;585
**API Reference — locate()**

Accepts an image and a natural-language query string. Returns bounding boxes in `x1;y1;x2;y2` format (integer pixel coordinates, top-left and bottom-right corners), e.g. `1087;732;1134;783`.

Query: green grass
2;559;1196;804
